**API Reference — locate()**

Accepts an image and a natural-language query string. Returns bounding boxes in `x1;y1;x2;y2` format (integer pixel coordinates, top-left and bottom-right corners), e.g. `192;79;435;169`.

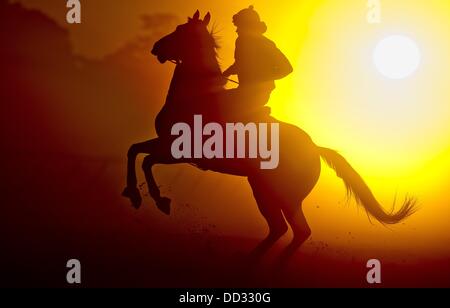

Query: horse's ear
203;12;211;26
193;10;200;20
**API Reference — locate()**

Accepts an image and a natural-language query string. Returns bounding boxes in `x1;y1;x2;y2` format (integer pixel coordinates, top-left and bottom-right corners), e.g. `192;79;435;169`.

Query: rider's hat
233;6;267;34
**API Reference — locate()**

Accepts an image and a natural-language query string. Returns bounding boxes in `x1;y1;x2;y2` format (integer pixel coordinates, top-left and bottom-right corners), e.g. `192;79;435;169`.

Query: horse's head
151;10;216;65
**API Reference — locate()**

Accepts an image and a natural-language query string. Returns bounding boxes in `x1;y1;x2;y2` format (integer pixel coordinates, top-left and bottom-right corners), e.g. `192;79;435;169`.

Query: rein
168;60;240;85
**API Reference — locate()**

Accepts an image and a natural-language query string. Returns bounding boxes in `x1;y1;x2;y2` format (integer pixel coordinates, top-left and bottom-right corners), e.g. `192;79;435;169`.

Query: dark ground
1;153;450;288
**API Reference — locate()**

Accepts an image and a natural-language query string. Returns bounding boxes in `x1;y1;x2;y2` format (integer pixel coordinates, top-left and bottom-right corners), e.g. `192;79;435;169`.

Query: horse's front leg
142;155;178;215
123;139;159;209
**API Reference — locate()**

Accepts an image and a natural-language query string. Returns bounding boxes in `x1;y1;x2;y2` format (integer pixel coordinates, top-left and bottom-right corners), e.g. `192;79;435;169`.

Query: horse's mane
202;25;222;75
192;25;226;89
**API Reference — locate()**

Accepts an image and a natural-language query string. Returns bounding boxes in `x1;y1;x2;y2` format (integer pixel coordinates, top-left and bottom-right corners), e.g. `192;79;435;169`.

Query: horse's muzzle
151;45;167;64
151;46;158;56
156;55;167;64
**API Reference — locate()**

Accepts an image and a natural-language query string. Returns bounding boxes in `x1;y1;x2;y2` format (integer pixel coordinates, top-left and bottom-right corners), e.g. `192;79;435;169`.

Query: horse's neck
165;59;223;105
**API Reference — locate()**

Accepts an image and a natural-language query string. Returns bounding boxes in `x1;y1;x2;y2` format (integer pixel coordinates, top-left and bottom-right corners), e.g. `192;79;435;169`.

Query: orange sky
11;0;450;266
14;0;275;59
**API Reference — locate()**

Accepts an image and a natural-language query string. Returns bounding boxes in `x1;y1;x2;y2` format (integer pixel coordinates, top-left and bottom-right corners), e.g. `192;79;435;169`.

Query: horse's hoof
122;187;142;209
156;197;171;215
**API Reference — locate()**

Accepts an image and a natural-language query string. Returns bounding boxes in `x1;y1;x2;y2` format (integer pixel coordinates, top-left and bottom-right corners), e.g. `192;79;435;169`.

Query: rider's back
234;34;293;87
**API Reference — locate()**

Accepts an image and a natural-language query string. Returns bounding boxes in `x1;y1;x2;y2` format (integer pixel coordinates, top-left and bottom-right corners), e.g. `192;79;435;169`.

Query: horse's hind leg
284;205;311;248
249;179;289;259
279;204;311;261
123;138;159;209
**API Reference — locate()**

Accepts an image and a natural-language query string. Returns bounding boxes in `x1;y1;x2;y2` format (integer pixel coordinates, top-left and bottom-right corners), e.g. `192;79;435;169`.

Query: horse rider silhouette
223;6;293;117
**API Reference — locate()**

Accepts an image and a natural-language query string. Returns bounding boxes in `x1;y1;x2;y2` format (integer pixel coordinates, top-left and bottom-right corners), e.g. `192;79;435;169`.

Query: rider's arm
223;39;241;77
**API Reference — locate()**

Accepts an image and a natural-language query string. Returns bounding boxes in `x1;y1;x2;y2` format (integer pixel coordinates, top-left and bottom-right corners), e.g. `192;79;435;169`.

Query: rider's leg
223;85;273;120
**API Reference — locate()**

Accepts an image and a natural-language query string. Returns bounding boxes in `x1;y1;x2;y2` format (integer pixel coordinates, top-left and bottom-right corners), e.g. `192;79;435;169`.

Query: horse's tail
317;147;417;224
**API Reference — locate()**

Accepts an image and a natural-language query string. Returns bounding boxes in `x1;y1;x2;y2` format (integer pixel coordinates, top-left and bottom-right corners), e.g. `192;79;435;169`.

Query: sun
373;35;422;79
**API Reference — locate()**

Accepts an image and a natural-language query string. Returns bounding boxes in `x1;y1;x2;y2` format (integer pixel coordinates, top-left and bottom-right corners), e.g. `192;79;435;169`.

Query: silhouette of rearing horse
123;11;416;256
